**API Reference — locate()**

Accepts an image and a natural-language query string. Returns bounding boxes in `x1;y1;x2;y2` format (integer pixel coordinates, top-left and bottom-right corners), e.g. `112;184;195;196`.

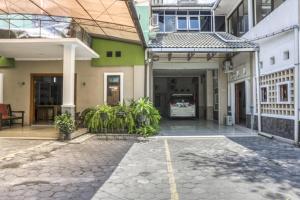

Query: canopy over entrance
0;0;143;43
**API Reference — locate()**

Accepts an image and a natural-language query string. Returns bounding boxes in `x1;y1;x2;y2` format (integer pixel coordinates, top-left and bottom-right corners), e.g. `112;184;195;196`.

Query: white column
206;70;213;121
294;27;299;144
0;73;3;103
62;44;76;117
248;0;254;30
255;51;262;133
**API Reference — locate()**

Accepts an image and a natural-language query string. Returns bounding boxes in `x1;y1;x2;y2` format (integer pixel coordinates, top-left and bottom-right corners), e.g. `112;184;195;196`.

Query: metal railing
0;18;92;46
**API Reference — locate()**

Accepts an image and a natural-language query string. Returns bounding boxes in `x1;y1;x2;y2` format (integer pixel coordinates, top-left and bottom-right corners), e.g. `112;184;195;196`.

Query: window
115;51;121;57
165;15;176;32
152;9;212;32
104;73;123;106
259;61;263;69
189;16;199;30
215;16;225;32
283;51;289;60
255;0;286;24
260;86;268;102
106;51;113;57
200;16;211;32
177;16;187;30
277;82;290;103
270;56;275;65
228;0;249;36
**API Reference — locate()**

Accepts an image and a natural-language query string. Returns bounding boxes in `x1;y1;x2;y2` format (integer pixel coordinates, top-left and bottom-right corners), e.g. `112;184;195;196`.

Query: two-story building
136;0;299;144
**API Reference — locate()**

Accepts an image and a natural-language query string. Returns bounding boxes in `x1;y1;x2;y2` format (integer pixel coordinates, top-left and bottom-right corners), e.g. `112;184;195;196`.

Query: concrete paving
0;138;133;200
93;136;300;200
159;119;257;137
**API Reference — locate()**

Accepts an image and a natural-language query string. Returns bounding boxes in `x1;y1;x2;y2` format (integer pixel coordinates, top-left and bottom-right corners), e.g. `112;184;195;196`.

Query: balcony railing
0;17;91;46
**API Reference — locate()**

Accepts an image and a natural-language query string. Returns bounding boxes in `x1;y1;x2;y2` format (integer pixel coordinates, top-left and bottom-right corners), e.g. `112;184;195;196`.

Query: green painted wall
135;4;150;43
91;38;144;67
0;56;15;68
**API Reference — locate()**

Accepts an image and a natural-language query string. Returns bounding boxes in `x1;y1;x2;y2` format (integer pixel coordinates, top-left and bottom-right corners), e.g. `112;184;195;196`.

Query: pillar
133;65;145;100
248;0;254;30
206;70;213;121
61;44;76;118
0;73;3;103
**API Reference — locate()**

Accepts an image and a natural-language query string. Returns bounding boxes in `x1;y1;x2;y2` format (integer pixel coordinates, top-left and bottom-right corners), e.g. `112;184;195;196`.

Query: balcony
0;15;91;47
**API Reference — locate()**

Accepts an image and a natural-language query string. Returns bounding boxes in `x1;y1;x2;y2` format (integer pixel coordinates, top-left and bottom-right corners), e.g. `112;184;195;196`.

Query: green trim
0;56;15;68
91;38;144;67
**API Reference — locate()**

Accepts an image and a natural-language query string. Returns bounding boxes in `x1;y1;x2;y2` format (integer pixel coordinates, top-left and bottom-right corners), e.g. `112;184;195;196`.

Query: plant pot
64;133;71;141
59;132;66;141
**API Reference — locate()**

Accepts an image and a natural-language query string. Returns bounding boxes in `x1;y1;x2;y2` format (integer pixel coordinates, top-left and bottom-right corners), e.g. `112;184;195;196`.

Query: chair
0;104;24;130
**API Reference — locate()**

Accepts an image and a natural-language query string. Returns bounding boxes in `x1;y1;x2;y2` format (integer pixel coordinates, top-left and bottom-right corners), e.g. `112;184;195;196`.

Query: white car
169;94;196;118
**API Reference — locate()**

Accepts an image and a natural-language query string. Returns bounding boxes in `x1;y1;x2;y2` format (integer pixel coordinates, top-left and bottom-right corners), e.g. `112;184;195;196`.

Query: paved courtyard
93;136;300;200
0;137;133;200
1;135;300;200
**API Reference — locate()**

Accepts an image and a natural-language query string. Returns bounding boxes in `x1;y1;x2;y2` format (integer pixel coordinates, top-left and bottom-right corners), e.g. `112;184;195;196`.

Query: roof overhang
148;47;257;53
0;38;99;60
0;0;143;43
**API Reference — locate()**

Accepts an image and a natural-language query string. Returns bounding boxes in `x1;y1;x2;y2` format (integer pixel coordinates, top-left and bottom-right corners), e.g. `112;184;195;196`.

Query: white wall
244;0;298;40
257;32;295;75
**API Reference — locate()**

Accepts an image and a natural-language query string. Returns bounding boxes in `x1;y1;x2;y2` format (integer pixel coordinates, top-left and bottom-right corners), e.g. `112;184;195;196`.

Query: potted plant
54;112;75;141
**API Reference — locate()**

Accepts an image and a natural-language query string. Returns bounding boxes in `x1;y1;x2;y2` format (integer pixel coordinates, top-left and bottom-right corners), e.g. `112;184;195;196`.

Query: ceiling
0;0;141;43
0;38;99;60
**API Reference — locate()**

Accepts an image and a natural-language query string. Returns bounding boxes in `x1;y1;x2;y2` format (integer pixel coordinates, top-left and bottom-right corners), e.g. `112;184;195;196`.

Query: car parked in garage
169;94;196;118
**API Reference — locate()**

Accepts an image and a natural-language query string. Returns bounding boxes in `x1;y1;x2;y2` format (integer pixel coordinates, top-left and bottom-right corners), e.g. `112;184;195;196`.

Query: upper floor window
228;0;249;36
152;10;212;32
255;0;286;24
215;16;225;32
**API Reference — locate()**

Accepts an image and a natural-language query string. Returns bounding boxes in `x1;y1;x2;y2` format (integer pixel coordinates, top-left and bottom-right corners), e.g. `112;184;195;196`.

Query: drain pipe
294;26;299;145
255;50;262;133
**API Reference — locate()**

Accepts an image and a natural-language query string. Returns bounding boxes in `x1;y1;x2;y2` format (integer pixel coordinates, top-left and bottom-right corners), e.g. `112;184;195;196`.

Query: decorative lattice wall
259;67;295;116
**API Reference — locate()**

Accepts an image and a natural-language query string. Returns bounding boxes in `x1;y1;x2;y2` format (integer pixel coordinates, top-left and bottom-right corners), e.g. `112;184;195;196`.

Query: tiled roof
148;32;257;50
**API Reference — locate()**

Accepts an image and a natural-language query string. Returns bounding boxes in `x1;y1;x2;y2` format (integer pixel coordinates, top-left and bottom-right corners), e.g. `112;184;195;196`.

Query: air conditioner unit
223;59;233;73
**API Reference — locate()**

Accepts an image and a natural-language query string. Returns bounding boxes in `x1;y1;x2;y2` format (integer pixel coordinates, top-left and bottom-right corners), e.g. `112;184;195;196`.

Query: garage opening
153;69;218;121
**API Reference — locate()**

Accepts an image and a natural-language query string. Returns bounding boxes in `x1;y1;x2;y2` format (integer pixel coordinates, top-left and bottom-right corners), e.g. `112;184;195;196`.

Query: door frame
30;73;77;125
234;81;246;125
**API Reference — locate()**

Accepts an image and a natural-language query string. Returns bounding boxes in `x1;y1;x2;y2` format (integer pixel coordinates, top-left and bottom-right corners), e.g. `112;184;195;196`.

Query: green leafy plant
54;113;75;139
136;125;156;137
83;98;161;137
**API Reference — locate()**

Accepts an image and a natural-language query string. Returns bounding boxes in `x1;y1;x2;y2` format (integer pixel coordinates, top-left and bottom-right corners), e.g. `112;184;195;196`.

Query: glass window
200;16;211;32
261;87;268;102
256;0;272;23
177;16;187;30
200;11;211;15
106;75;121;106
177;11;188;15
188;11;199;15
277;83;289;103
215;16;225;32
159;15;164;32
165;10;176;15
165;15;176;32
189;16;199;30
228;10;237;35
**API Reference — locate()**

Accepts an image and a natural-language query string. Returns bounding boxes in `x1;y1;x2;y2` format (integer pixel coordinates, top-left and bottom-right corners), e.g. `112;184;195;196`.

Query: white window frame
104;72;124;105
276;81;291;104
151;13;159;27
189;16;200;30
260;86;269;104
177;16;188;30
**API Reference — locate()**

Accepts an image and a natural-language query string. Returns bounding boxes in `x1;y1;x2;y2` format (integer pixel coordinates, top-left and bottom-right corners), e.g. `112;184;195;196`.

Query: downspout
294;26;299;145
255;50;262;133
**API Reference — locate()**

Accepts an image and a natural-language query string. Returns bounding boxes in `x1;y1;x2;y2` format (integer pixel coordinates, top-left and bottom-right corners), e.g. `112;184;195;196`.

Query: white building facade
142;0;300;144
